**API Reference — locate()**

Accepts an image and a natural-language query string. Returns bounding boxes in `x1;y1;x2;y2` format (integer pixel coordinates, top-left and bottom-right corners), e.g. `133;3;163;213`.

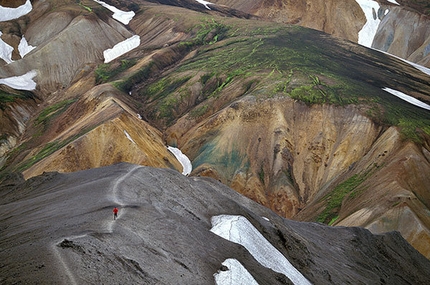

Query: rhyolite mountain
1;0;430;282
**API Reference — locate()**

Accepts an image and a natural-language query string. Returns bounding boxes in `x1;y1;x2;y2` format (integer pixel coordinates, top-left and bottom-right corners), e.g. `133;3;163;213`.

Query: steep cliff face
0;95;37;168
20;84;183;179
209;0;365;42
168;98;376;213
207;0;430;66
372;5;430;67
167;99;430;258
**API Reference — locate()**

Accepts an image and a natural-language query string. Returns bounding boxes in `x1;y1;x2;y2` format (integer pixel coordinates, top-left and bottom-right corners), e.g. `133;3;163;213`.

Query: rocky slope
1;163;430;284
0;0;430;270
207;0;430;67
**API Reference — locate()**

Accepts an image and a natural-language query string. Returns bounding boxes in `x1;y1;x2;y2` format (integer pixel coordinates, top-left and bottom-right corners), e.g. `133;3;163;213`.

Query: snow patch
210;215;312;285
0;31;14;64
214;258;258;285
167;146;192;176
196;0;213;10
382;87;430;111
124;130;136;144
0;70;37;90
18;36;36;58
103;35;140;63
377;49;430;77
93;0;135;25
355;0;381;47
0;0;32;22
387;0;399;5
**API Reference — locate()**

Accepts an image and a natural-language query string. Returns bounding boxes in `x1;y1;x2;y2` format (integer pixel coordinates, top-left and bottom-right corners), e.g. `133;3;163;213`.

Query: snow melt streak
0;0;32;22
355;0;380;47
167;146;192;176
210;215;312;285
196;0;213;10
382;88;430;111
93;0;135;25
214;259;258;285
103;35;140;63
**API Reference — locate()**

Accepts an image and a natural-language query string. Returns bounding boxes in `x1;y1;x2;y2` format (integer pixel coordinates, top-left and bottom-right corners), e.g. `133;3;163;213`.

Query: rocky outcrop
0;91;37;168
0;1;132;95
168;97;379;214
373;5;430;67
22;85;183;179
209;0;366;42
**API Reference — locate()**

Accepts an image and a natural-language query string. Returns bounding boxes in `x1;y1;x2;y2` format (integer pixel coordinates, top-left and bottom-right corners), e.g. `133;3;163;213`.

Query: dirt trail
51;165;142;284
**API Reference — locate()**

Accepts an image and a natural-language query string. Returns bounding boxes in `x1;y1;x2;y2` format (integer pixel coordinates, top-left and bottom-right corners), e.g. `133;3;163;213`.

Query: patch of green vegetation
180;19;229;49
200;72;214;85
16;130;87;172
189;104;208;118
35;99;76;128
316;170;373;224
113;62;155;93
76;0;92;12
258;165;265;185
138;75;193;124
178;26;430;142
143;76;191;100
95;59;137;84
0;90;34;110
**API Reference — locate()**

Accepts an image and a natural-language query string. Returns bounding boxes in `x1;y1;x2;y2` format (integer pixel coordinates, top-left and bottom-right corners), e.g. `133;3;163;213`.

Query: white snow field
18;36;36;58
0;0;32;22
103;35;140;63
167;146;192;176
93;0;135;25
0;31;14;63
382;87;430;111
355;0;381;47
0;70;37;90
210;215;312;285
196;0;213;10
214;258;258;285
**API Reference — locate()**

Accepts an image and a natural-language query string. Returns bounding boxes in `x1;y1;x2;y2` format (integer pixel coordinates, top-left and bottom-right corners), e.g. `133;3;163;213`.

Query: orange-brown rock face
211;0;365;42
22;85;183;179
167;96;430;258
373;5;430;67
169;97;378;213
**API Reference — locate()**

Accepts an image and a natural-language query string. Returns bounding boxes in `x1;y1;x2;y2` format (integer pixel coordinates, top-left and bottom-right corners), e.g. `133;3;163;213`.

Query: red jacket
113;207;118;214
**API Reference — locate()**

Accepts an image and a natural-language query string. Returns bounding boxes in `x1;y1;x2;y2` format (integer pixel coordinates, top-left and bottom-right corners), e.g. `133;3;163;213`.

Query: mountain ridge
1;0;430;273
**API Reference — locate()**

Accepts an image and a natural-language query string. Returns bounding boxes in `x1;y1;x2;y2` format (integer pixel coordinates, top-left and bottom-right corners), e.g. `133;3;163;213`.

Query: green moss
316;170;372;224
113;62;154;93
189;104;209;118
258;165;265;185
0;90;34;110
16;130;85;172
95;59;137;84
179;19;230;49
35;99;76;128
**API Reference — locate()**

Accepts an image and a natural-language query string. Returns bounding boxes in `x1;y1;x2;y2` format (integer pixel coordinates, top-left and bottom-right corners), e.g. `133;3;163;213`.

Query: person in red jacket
113;207;119;220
